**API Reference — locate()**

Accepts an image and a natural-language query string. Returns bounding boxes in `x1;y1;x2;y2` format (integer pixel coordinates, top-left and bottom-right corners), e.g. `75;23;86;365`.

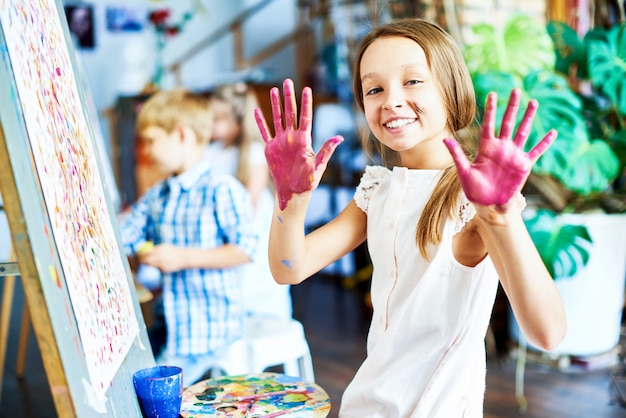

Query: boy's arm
138;243;250;272
142;177;258;273
118;191;154;255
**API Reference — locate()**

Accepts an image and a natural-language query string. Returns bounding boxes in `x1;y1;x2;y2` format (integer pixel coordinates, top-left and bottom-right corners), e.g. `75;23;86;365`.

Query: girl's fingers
254;108;271;143
282;78;298;130
314;135;344;170
270;86;284;135
499;89;521;140
299;86;314;135
443;138;471;175
481;92;497;141
513;99;538;148
527;129;557;162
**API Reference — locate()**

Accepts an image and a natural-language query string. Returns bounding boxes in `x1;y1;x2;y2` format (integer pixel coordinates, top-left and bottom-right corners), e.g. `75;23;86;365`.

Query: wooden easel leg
16;302;29;378
0;272;15;403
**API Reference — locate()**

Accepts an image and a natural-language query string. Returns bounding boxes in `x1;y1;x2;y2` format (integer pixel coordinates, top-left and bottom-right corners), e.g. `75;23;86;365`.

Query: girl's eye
406;79;422;86
365;87;382;96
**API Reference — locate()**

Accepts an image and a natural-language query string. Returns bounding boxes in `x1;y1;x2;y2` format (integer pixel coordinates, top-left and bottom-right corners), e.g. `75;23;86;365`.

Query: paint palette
180;372;331;417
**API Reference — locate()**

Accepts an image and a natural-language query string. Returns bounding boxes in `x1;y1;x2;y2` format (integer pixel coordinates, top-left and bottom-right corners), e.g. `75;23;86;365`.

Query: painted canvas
0;0;138;403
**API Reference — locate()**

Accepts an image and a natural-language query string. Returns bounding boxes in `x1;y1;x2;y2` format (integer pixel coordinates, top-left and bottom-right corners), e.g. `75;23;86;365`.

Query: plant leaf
546;20;588;78
587;24;626;115
524;210;593;279
557;139;620;194
464;15;555;79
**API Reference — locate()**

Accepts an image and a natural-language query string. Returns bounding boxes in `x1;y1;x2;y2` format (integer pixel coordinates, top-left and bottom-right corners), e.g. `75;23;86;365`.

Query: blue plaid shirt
119;155;258;357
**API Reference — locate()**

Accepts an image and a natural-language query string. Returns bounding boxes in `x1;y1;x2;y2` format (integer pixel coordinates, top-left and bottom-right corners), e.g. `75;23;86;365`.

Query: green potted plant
463;14;626;357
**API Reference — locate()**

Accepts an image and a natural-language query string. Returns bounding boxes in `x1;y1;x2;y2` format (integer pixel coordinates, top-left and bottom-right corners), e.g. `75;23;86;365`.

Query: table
180;372;331;417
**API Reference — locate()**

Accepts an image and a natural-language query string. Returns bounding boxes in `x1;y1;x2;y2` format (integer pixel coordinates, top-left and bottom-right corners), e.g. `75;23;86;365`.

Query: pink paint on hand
254;79;343;210
444;89;557;207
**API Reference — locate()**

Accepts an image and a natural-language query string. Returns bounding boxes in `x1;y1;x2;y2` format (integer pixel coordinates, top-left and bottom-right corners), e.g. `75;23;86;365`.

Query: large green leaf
587;24;626;115
524;210;593;279
547;20;588;78
557;139;620;194
464;15;555;79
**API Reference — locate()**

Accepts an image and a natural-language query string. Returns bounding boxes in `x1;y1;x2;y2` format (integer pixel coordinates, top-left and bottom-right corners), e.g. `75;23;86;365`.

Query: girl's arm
445;89;566;351
268;195;366;284
473;206;566;351
254;79;363;284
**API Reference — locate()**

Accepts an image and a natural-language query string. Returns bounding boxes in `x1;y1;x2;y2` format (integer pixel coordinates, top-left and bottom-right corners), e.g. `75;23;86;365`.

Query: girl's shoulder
453;193;477;235
354;165;391;213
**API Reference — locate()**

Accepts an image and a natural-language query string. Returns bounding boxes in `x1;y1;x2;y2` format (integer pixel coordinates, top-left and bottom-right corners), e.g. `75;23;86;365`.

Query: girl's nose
381;91;404;110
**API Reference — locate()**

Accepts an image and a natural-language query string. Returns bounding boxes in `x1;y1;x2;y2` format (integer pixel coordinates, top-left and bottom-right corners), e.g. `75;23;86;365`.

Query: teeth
385;119;414;129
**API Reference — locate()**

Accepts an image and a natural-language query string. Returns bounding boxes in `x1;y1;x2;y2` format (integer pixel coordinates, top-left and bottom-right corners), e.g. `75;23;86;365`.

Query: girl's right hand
254;79;343;210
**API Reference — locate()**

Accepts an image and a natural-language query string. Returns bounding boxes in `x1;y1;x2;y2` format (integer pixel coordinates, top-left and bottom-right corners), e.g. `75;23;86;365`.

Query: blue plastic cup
133;365;183;418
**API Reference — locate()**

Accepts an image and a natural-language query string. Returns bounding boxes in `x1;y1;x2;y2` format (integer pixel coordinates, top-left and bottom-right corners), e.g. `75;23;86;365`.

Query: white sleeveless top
339;166;500;418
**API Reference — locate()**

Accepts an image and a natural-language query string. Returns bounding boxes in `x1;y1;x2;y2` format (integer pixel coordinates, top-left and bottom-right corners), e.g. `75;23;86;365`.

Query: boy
119;88;258;385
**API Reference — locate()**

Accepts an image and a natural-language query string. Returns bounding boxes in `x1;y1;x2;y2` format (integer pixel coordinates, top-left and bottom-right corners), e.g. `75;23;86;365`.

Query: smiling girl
254;18;566;417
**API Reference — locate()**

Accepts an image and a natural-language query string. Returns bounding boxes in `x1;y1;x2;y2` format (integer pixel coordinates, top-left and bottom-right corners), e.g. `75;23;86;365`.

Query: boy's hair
352;18;478;258
136;88;214;145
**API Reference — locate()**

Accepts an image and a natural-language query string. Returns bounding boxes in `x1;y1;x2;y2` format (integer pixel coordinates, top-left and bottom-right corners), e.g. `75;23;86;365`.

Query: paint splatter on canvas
0;0;138;402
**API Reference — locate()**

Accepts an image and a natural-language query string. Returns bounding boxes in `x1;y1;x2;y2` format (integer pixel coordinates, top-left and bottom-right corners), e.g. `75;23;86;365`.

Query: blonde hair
352;18;478;258
136;88;214;145
212;83;264;187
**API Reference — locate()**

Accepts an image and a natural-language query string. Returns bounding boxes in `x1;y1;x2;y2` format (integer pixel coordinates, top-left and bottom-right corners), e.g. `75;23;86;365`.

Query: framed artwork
65;4;95;49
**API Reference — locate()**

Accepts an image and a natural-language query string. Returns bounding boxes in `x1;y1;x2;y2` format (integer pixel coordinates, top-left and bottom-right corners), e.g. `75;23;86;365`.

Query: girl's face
140;125;185;175
211;98;240;146
359;36;453;168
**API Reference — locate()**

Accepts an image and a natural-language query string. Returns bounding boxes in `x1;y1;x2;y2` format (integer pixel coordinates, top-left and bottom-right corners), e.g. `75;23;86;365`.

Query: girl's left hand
443;89;557;209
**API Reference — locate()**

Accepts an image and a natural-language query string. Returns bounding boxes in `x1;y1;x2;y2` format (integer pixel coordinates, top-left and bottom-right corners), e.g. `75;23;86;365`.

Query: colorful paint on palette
180;372;331;417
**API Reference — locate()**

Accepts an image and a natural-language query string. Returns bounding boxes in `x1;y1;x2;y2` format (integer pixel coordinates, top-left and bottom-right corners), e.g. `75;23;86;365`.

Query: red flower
148;9;170;26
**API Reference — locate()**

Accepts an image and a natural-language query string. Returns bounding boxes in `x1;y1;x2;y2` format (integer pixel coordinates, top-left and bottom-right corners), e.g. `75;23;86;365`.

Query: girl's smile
383;117;418;130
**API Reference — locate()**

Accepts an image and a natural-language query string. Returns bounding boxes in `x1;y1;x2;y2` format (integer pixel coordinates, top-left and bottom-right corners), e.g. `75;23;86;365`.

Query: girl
254;18;567;417
209;83;292;320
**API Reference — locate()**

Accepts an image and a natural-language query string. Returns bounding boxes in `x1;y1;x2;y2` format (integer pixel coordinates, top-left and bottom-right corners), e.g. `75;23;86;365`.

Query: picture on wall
105;5;146;32
64;4;95;49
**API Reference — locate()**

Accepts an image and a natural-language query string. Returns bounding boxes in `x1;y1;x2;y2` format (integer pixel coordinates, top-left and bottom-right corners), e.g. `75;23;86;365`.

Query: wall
65;0;297;153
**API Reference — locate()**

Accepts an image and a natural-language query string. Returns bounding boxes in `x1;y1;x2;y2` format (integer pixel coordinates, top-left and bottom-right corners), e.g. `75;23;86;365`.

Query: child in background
254;18;567;417
208;83;292;320
119;88;258;385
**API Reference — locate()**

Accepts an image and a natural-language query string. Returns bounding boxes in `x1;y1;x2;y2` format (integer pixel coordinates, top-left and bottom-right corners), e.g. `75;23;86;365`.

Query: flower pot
511;213;626;357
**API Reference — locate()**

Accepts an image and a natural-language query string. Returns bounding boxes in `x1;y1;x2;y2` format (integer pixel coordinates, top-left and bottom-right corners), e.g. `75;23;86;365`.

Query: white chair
210;317;315;382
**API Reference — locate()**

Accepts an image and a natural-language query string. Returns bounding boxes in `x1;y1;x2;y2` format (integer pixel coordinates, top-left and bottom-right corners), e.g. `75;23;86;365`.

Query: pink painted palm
444;89;557;208
254;79;343;210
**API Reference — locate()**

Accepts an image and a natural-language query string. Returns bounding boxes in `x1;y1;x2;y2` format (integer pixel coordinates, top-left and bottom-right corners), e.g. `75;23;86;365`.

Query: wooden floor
1;274;626;417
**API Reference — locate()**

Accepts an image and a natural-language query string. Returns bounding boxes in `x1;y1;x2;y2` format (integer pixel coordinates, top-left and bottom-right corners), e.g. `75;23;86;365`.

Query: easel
0;1;156;416
0;253;24;400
